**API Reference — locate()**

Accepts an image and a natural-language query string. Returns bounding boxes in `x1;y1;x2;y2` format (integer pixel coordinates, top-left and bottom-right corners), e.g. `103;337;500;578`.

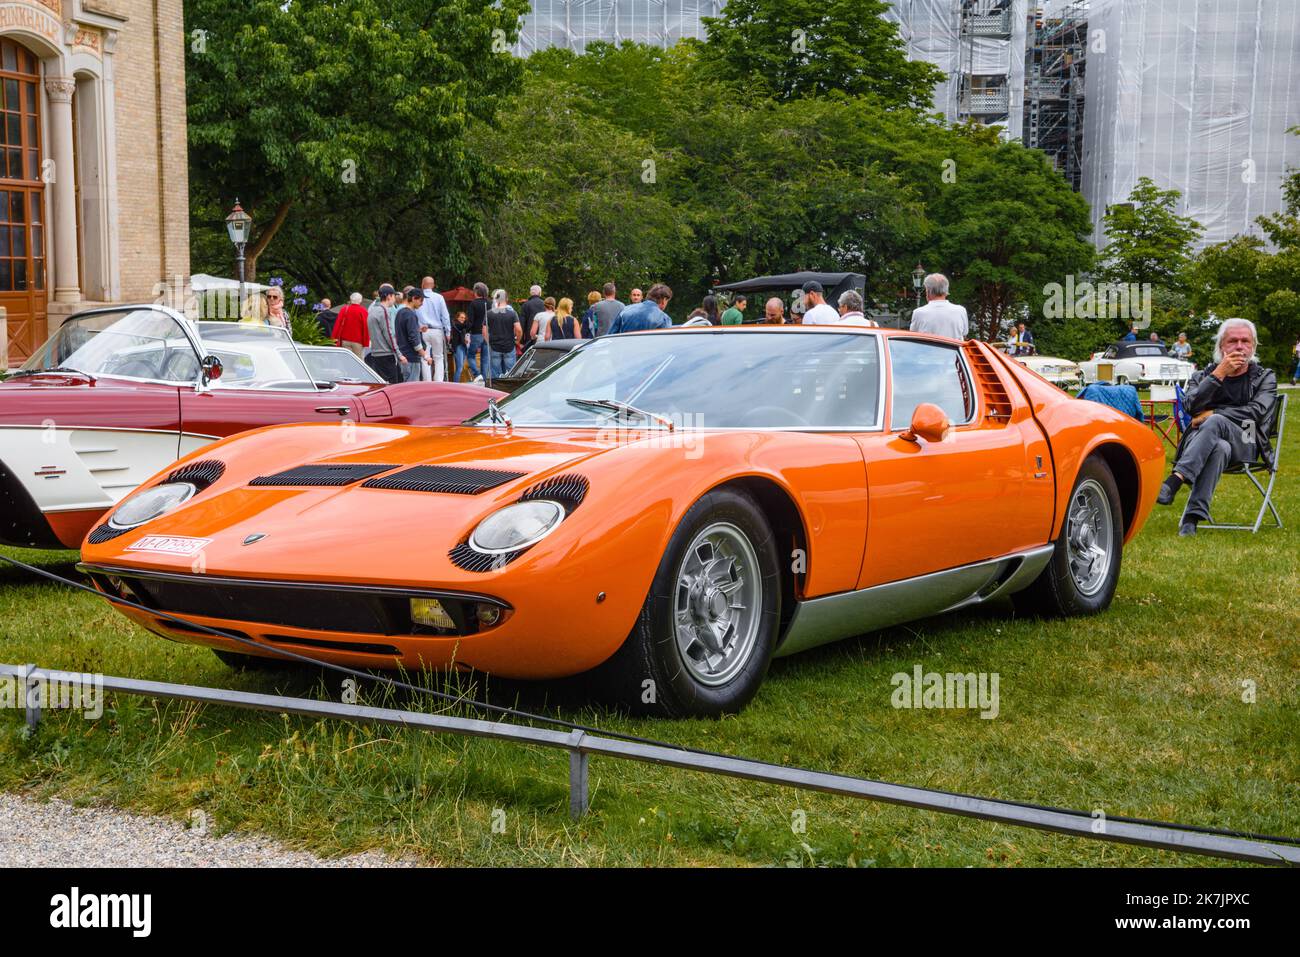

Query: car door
854;337;1054;589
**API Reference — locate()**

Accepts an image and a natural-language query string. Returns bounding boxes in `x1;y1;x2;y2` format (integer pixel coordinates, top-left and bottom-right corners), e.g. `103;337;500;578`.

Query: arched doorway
0;38;46;363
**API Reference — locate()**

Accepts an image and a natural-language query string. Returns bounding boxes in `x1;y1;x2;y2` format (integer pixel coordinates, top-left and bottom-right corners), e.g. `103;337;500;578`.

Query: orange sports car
80;327;1164;717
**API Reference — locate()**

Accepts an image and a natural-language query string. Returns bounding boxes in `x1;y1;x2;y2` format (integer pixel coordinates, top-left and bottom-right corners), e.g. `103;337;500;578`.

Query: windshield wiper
10;366;96;381
565;397;674;431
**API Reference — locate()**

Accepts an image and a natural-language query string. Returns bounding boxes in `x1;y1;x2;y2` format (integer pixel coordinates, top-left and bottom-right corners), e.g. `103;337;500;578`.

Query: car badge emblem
242;533;268;546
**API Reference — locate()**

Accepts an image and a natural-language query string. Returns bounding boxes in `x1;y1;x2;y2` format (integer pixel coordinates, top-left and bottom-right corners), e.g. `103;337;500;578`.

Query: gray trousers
1175;413;1255;522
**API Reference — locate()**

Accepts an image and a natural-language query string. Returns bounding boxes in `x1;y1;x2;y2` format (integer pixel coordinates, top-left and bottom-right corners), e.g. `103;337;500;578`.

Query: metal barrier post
22;663;39;732
567;729;589;819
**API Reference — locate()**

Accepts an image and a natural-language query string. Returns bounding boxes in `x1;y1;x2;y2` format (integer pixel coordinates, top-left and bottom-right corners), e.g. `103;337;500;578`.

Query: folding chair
1203;393;1287;532
1143;384;1180;449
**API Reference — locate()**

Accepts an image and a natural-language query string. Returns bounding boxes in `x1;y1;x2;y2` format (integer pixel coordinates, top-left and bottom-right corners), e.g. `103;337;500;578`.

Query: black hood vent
165;459;226;491
249;463;397;487
362;465;525;495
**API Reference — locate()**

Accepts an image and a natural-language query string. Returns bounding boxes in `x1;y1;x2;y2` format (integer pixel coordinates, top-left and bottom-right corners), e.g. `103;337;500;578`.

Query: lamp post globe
225;200;252;317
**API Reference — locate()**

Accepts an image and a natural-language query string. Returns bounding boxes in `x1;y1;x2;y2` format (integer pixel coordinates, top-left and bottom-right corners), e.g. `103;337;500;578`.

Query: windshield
195;321;319;389
470;331;882;429
20;308;199;381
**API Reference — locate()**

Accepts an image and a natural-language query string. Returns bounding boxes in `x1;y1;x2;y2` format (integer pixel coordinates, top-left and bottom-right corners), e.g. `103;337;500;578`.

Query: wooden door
0;39;46;364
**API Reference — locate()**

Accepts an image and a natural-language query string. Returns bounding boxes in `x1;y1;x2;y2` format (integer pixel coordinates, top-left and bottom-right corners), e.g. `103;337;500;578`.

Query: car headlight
107;482;196;530
469;500;565;554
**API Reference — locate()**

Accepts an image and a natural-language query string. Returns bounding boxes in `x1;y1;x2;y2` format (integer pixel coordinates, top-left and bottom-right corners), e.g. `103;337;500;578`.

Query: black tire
591;487;781;717
1014;455;1124;618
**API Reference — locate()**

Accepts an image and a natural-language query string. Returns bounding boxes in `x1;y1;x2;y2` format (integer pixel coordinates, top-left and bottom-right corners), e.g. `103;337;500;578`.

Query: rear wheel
1014;456;1124;617
591;487;780;717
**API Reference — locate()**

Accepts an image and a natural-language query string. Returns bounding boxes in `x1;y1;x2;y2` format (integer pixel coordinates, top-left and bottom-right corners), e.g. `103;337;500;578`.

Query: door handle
315;406;351;416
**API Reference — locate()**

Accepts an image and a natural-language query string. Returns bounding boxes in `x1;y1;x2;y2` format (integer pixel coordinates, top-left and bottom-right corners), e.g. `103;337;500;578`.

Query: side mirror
201;354;223;386
901;402;951;444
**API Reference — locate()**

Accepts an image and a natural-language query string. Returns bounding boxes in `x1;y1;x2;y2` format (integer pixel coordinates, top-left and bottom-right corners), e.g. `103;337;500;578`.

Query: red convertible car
1;305;500;549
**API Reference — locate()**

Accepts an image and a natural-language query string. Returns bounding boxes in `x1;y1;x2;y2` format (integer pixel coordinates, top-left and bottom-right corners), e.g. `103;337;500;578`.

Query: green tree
185;0;528;281
465;74;698;298
1099;176;1202;292
696;0;943;110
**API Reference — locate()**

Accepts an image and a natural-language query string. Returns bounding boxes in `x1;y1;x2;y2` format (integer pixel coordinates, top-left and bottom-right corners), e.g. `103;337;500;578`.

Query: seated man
1156;318;1277;535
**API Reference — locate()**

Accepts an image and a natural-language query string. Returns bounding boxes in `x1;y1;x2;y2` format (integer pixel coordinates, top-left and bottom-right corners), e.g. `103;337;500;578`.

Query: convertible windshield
470;331;882;429
20;309;201;382
18;309;327;388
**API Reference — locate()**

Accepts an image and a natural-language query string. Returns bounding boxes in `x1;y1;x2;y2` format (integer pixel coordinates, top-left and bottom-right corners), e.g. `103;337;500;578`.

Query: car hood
82;425;641;585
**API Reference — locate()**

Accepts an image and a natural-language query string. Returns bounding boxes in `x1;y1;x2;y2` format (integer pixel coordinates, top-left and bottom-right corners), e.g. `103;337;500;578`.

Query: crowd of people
303;276;889;386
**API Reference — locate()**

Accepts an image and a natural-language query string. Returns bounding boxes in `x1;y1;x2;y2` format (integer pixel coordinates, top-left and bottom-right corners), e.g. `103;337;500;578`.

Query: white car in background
1009;353;1084;389
1079;341;1196;386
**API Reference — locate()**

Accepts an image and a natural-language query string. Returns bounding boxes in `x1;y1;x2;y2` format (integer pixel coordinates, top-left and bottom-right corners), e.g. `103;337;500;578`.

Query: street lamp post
912;264;926;307
225;200;252;319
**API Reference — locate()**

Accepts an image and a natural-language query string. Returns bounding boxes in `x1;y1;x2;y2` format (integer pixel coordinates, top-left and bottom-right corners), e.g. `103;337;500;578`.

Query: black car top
1102;341;1172;360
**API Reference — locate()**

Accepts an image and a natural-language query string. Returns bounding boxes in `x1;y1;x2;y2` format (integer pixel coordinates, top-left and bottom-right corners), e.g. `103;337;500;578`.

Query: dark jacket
394;306;424;362
1179;360;1278;464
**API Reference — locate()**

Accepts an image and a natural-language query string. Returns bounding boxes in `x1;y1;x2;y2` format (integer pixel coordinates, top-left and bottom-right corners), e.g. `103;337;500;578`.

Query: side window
889;339;974;428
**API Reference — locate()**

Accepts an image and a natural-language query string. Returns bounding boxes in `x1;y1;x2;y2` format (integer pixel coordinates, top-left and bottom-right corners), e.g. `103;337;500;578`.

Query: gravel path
0;793;413;867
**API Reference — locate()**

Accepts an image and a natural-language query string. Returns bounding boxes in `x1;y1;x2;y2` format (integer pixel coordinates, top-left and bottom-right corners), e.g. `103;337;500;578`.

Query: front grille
362;465;525;494
165;459;226;490
83;567;504;637
249;463;397;487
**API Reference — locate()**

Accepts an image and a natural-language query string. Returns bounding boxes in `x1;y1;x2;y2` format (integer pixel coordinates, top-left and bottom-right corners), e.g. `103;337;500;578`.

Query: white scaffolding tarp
1083;0;1300;249
517;0;725;54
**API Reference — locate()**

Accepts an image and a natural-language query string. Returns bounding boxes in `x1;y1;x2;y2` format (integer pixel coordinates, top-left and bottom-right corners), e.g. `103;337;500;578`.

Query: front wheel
591;487;781;717
1014;456;1124;617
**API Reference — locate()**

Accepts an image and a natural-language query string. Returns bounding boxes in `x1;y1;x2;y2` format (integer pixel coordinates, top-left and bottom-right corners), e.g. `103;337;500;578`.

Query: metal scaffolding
1023;1;1087;190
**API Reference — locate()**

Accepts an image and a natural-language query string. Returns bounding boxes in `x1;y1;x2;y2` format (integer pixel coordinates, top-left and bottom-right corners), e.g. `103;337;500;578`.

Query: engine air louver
249;463;397;487
519;474;589;514
965;346;1014;423
362;465;525;495
165;459;226;491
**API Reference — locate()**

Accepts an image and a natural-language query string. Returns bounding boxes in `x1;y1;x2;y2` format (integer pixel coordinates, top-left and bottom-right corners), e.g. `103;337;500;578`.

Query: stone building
0;0;188;366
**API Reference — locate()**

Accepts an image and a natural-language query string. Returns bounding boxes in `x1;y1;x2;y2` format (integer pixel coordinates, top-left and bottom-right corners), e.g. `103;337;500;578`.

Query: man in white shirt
800;280;841;325
834;290;877;327
417;275;452;381
909;273;969;339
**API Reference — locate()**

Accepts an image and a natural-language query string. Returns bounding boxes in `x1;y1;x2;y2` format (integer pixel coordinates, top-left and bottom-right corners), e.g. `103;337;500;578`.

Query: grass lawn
1;394;1297;866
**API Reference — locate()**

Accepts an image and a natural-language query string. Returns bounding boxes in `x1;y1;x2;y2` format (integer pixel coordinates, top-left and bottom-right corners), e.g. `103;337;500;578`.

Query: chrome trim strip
77;562;512;610
775;545;1054;658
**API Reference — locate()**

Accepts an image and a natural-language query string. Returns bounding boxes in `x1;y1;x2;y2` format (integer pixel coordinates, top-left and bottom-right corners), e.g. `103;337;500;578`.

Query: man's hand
1213;353;1248;380
1191;410;1213;428
398;355;409;365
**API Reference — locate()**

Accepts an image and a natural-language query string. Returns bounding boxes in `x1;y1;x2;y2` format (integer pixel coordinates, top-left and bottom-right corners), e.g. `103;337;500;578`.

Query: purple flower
291;284;308;296
269;277;285;287
311;303;324;312
293;297;307;306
